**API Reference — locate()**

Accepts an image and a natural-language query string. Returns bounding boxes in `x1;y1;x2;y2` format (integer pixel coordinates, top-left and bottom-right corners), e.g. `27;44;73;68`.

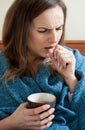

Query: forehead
32;5;64;28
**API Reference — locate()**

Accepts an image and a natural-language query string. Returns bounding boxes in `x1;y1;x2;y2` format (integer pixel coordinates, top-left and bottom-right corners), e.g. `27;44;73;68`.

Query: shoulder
0;51;8;76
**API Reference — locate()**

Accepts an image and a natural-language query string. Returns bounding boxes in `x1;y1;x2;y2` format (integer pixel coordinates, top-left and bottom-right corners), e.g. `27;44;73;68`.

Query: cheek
29;34;45;51
59;30;63;37
31;33;44;43
57;31;63;40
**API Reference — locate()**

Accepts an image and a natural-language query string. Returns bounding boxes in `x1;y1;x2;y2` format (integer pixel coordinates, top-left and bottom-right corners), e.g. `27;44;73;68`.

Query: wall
0;0;14;40
0;0;85;40
64;0;85;40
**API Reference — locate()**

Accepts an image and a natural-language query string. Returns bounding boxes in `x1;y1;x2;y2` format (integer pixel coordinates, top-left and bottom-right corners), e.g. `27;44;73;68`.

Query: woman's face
28;5;64;60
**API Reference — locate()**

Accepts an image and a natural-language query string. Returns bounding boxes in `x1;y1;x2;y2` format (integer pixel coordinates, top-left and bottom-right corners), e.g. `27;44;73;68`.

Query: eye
37;28;48;33
56;25;63;31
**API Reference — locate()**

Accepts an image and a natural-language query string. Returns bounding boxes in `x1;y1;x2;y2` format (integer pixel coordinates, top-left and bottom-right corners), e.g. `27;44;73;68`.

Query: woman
0;0;85;130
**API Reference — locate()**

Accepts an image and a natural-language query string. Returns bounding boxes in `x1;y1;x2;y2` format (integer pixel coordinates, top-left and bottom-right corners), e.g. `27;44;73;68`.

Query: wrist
65;76;78;93
0;116;16;130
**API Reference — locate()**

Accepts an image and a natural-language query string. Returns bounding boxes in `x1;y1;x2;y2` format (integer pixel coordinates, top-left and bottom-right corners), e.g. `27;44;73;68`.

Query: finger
53;49;75;69
28;104;50;115
27;114;54;126
25;108;55;123
18;102;29;110
59;53;75;68
39;108;55;120
28;121;52;130
40;114;55;125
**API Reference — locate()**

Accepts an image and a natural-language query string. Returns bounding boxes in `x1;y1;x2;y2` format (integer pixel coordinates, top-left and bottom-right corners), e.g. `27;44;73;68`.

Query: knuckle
48;115;52;121
39;125;45;130
41;124;49;130
37;120;43;126
71;51;74;57
47;109;51;115
31;108;37;115
48;114;54;121
38;114;42;120
48;108;54;114
40;120;44;126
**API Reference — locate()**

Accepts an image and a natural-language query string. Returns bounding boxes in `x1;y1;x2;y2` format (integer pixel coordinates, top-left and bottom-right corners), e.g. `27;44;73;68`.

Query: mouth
45;46;55;53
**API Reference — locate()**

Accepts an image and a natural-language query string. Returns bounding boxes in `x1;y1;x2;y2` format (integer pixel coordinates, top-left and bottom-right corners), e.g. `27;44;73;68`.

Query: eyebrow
37;24;64;30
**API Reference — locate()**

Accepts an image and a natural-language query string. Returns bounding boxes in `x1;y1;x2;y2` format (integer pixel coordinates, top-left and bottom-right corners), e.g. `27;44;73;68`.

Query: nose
48;30;57;43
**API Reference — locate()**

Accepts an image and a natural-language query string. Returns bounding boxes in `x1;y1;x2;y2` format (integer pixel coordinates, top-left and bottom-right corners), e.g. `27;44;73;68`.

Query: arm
0;116;14;130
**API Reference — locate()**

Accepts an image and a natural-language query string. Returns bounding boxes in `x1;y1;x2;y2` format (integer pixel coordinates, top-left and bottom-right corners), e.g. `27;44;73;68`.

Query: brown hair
2;0;67;80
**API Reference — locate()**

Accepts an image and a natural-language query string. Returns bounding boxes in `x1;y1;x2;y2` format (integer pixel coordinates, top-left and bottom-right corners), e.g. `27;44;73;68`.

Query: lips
45;46;55;53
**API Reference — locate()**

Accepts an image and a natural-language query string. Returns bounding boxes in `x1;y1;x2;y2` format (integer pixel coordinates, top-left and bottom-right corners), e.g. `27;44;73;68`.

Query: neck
27;56;45;77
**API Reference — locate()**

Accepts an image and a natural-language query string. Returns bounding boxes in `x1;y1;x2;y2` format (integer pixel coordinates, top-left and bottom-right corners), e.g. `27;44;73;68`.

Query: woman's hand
49;45;78;92
8;102;55;130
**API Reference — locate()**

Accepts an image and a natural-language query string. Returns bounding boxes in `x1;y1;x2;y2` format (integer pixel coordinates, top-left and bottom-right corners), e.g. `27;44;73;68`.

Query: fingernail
52;114;55;118
46;104;50;108
43;104;50;109
51;108;55;112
